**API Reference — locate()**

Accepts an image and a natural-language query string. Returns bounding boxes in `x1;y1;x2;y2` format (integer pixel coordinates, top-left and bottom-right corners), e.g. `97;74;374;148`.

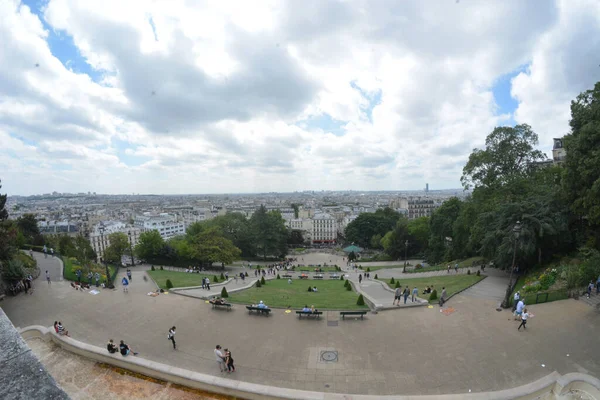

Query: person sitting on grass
302;305;311;312
422;286;431;294
107;339;118;354
312;286;318;292
119;340;138;356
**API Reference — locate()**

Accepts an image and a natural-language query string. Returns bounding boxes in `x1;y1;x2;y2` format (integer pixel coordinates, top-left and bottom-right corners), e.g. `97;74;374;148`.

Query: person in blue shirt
302;305;310;312
122;276;129;292
257;300;268;309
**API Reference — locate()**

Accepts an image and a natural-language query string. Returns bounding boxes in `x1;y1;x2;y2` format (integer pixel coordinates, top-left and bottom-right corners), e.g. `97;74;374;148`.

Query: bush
340;275;344;280
256;280;261;288
346;284;352;291
415;264;423;270
344;279;350;288
395;281;400;288
220;272;225;280
356;294;365;306
539;273;556;290
213;275;219;283
429;289;438;301
261;276;266;284
467;269;471;275
374;274;378;279
277;274;281;279
151;265;155;271
390;277;395;284
166;279;173;289
3;259;25;281
476;270;480;276
366;267;371;272
308;286;313;292
160;266;164;271
220;287;229;298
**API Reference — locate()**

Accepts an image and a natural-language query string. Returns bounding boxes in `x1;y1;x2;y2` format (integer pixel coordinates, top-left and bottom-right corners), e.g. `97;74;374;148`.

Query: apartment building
311;213;337;244
134;213;185;240
89;221;141;262
390;197;437;220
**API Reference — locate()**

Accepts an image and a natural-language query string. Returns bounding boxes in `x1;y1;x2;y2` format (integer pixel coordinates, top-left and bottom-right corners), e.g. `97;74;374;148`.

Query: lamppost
100;224;113;288
128;230;135;266
403;240;409;273
502;221;522;308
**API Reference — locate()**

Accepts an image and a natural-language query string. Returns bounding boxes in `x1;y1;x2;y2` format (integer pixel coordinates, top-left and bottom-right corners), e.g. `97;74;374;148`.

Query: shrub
3;259;25;281
476;270;480;276
160;266;164;271
261;276;266;284
277;274;281;279
256;280;261;288
395;281;400;288
346;284;352;291
467;269;471;275
429;289;438;301
415;264;423;270
390;277;395;284
308;286;313;292
366;267;371;272
220;272;225;280
356;294;365;306
166;279;173;289
340;275;344;280
344;279;350;288
220;287;229;298
212;275;218;283
539;273;556;290
374;274;378;279
151;265;155;271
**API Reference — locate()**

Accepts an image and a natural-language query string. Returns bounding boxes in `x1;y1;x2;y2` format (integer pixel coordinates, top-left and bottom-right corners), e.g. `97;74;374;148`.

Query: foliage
2;259;25;282
220;272;225;280
346;284;352;291
160;266;164;270
202;213;256;257
427;197;463;263
476;270;480;276
345;208;401;248
390;277;395;284
395;281;400;288
151;265;155;271
380;217;410;259
578;250;600;286
260;276;266;284
103;232;129;264
277;274;280;279
73;235;96;270
221;287;229;298
147;270;213;289
16;214;40;243
344;279;350;288
135;230;166;260
213;275;219;283
288;230;305;246
366;267;371;272
0;179;7;221
467;269;471;275
429;289;438;301
256;280;261;288
374;274;378;279
407;217;430;254
166;279;174;289
356;294;365;306
340;275;344;280
348;251;357;261
187;227;242;266
250;206;289;259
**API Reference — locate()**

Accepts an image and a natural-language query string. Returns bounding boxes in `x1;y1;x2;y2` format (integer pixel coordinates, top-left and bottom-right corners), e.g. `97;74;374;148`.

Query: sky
1;0;599;196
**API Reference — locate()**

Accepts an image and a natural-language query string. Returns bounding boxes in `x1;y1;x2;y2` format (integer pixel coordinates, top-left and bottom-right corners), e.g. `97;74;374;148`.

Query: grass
357;265;407;272
294;265;340;273
404;256;485;274
228;279;369;310
147;270;223;289
381;274;485;301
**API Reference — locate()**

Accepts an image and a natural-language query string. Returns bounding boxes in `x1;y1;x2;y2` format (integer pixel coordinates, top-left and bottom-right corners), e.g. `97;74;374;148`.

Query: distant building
287;218;313;243
553;138;566;163
311;213;337;244
390;197;436;220
89;221;141;263
134;214;185;240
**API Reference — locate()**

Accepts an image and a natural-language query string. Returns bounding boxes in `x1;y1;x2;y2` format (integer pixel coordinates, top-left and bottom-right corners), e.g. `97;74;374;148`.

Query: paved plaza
2;252;600;396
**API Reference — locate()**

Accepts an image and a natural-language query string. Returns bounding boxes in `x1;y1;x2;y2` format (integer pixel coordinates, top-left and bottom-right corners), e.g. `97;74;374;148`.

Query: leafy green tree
345;208;400;248
16;214;40;243
2;259;25;282
427;198;463;263
103;232;129;264
370;234;383;249
188;226;241;266
0;179;7;221
135;230;165;260
563;81;600;246
407;217;430;254
291;203;300;219
170;235;195;260
347;251;357;262
204;213;256;257
250;205;288;259
381;217;410;259
58;234;76;257
461;124;546;190
73;235;95;272
288;230;304;245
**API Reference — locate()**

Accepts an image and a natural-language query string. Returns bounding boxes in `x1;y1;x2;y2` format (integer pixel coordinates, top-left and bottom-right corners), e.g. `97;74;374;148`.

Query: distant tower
425;183;429;193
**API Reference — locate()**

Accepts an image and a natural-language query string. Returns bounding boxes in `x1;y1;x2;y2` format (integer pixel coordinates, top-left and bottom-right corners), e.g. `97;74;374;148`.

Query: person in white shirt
168;326;176;350
215;345;225;372
512;292;520;311
514;300;525;320
518;309;529;330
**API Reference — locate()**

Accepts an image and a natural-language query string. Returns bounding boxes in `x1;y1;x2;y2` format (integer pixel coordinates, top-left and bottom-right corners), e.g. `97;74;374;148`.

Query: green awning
343;245;363;253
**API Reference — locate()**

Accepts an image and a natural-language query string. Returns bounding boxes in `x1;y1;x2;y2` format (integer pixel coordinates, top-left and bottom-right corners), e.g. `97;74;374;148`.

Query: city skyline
2;0;599;196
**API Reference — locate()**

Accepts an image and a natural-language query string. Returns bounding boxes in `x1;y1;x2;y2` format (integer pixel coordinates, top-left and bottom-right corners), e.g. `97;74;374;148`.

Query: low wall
20;325;600;400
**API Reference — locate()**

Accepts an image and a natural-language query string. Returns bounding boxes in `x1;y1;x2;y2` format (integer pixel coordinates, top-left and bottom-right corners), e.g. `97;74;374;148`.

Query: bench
246;306;271;316
210;302;232;310
299;275;309;279
329;275;340;279
296;311;323;319
340;311;367;320
312;276;323;279
282;274;293;278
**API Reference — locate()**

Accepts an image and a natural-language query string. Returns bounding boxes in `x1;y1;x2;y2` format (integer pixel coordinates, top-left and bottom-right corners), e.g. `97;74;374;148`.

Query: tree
407;217;430;254
461;124;547;190
2;259;25;282
250;205;288;259
103;232;129;264
0;179;7;221
0;180;17;262
348;251;357;262
188;227;241;266
563;81;600;246
345;208;401;248
57;234;76;257
381;217;410;259
428;197;463;263
203;213;256;257
288;230;304;246
135;230;165;260
291;203;300;219
73;235;96;272
16;214;40;243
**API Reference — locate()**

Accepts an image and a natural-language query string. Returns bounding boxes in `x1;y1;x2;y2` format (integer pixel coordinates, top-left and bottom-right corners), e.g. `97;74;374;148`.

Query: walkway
30;251;63;283
4;253;600;397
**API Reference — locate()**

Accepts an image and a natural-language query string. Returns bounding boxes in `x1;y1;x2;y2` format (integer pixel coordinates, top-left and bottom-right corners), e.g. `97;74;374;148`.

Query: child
518;308;529;331
224;348;235;372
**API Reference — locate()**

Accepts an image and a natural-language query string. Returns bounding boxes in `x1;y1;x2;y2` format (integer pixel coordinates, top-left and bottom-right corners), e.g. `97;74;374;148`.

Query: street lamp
403;239;409;273
128;230;135;267
100;224;113;289
502;221;522;308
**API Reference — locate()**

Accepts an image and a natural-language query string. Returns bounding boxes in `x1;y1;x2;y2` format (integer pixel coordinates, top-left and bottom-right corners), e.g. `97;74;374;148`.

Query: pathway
30;251;63;283
2;253;600;397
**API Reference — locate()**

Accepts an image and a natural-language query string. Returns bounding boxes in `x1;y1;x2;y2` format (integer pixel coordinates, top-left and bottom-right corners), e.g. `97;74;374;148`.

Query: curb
18;325;600;400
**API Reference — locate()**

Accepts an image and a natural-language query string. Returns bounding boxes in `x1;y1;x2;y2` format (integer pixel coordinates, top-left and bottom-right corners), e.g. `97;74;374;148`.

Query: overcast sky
1;0;599;196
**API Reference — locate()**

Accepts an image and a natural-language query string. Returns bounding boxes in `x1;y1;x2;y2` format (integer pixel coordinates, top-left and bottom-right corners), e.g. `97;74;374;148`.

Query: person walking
412;286;418;302
447;264;450;274
454;263;458;273
215;345;226;372
514;299;525;320
127;269;132;282
168;326;176;350
45;270;51;285
439;287;447;307
587;281;594;298
43;245;47;258
206;278;210;290
394;286;401;306
50;247;54;257
224;348;235;372
201;277;206;289
402;286;409;304
517;308;529;331
122;276;129;292
358;274;363;284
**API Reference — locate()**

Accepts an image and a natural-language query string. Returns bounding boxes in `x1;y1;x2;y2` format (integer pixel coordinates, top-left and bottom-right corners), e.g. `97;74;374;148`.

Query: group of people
301;305;318;313
214;345;235;373
447;263;459;273
53;321;69;337
587;276;600;298
107;339;139;356
512;292;530;331
393;286;420;305
252;300;269;309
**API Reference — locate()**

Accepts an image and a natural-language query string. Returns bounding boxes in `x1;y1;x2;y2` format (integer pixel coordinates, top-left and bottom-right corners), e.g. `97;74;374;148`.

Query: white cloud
0;0;598;195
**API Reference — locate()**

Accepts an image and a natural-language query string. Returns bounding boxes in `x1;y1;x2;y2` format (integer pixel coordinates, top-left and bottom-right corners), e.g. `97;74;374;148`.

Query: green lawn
381;274;485;301
228;279;368;310
404;256;485;273
294;265;340;273
147;270;223;289
358;264;406;272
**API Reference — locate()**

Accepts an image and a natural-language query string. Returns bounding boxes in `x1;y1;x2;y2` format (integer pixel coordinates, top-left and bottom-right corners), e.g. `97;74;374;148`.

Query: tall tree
73;235;96;272
204;213;256;257
250;205;288;259
0;179;7;221
0;180;17;262
188;227;241;267
461;124;547;190
427;197;463;263
345;208;400;248
563;81;600;246
407;217;430;255
16;214;40;243
103;232;129;264
381;217;410;260
135;230;165;260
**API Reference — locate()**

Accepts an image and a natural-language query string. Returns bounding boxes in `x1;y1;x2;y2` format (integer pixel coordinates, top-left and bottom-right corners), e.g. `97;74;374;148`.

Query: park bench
210;301;232;311
312;275;323;279
246;306;271;316
340;311;367;320
299;275;309;280
282;274;293;278
329;275;340;279
296;311;323;319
